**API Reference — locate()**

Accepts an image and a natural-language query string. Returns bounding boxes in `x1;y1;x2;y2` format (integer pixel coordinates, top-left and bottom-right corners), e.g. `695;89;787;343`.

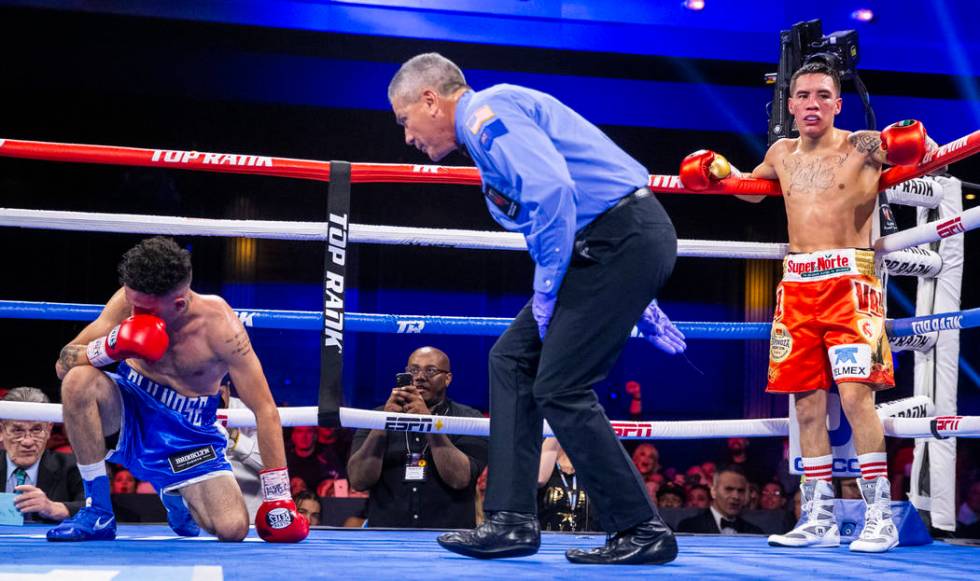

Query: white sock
858;452;888;480
78;461;108;481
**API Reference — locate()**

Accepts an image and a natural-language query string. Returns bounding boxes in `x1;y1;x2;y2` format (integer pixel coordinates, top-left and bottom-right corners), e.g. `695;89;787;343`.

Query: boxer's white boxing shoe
850;477;899;553
768;479;840;548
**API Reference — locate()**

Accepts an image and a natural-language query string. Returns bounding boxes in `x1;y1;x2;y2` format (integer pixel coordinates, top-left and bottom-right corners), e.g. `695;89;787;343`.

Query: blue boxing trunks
106;361;232;493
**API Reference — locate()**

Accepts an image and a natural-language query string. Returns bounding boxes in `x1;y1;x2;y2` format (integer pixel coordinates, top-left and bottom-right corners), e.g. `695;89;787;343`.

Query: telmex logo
412;165;441;173
384;417;434;432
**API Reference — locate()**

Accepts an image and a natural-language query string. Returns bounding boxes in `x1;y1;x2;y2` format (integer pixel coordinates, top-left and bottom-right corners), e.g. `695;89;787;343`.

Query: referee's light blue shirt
455;85;649;297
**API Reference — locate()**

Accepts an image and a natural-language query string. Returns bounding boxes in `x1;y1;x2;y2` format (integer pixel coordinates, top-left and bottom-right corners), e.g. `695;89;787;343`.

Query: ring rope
874;205;980;253
1;129;977;194
0;208;788;259
0;300;976;339
1;399;976;440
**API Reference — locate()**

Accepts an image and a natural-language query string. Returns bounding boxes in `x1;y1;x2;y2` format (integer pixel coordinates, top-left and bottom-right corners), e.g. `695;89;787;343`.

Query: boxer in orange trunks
767;247;893;392
679;61;932;553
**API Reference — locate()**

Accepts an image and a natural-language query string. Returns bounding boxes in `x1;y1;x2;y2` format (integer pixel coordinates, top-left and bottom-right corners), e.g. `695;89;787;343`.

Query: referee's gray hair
2;387;50;405
388;53;470;104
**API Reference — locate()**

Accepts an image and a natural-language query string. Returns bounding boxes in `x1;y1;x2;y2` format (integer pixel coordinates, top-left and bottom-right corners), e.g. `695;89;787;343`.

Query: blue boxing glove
532;291;556;340
637;300;686;354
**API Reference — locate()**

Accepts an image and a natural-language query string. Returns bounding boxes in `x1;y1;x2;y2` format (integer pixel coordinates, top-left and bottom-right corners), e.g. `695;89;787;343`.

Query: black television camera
766;19;874;146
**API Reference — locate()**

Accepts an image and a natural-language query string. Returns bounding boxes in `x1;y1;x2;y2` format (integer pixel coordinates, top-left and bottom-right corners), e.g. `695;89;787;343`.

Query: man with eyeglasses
1;387;84;522
347;346;488;528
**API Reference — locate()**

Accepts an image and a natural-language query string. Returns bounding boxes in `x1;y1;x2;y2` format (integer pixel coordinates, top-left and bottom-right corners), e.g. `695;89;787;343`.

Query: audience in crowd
1;387;84;522
720;437;770;487
759;482;787;511
686;484;711;509
111;468;137;494
677;465;763;534
537;437;598;532
347;347;488;528
656;483;686;509
631;443;661;483
294;490;322;527
956;480;980;538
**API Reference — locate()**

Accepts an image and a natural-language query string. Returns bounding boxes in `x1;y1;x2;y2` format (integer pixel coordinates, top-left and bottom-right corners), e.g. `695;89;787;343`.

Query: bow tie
720;518;738;530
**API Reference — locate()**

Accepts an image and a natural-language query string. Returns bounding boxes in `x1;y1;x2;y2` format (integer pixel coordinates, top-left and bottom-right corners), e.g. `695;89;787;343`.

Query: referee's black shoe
437;511;540;559
565;517;678;565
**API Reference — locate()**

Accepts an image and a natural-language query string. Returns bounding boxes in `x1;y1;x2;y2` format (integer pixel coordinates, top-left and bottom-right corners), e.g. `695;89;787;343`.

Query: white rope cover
1;398;974;440
883;247;943;278
885;177;943;209
0;207;788;259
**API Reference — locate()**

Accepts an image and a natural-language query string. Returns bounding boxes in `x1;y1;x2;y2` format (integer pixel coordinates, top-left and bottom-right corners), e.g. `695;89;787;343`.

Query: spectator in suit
1;387;84;522
677;465;762;535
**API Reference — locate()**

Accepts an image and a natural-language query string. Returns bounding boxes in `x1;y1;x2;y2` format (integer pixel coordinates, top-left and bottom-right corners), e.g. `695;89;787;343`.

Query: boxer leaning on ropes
680;61;934;553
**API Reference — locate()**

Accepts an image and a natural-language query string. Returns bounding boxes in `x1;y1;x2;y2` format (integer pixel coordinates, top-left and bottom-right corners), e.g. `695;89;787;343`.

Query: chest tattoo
782;153;849;195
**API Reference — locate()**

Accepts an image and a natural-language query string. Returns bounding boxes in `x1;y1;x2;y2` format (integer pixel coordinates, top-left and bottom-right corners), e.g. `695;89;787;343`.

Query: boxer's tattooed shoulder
225;331;252;358
782;153;849;194
849;131;882;158
59;345;85;370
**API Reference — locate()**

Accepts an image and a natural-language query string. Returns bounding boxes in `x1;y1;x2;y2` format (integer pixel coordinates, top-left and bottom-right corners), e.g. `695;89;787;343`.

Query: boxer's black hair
789;62;841;97
118;236;192;295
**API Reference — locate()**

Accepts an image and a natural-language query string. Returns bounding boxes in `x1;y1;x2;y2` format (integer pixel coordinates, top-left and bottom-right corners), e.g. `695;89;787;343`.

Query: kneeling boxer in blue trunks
49;237;307;543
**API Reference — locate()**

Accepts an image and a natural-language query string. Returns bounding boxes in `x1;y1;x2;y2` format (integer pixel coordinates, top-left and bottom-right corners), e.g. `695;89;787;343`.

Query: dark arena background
0;1;978;579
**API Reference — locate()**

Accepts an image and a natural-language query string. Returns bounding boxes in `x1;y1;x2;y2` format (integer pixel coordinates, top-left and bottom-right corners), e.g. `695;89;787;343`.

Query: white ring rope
1;396;974;440
885;177;943;209
0;207;788;259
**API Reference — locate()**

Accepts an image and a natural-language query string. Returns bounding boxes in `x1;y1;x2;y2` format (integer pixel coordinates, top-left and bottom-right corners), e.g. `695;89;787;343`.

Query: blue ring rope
0;300;975;339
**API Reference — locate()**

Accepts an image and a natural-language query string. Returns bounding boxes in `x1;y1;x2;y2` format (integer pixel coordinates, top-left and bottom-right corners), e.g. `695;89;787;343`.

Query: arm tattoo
225;331;253;358
849;132;882;157
59;345;86;370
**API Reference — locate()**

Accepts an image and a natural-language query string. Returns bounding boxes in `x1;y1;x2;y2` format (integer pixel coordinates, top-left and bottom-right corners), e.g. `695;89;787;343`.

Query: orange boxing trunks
766;248;895;393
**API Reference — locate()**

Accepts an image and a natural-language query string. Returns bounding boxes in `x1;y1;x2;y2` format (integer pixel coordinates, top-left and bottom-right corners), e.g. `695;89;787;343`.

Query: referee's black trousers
482;194;677;533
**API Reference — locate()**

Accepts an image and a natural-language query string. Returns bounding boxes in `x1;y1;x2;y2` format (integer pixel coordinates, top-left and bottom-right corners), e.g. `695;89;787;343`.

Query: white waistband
782;248;875;282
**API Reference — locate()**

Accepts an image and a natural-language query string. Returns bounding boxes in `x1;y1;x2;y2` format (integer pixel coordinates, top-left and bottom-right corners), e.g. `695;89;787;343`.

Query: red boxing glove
86;314;169;367
255;467;309;543
679;149;733;191
881;119;927;166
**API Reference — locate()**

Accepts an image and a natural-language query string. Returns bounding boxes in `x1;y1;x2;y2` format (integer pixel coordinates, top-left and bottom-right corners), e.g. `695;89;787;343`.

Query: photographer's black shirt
350;399;488;529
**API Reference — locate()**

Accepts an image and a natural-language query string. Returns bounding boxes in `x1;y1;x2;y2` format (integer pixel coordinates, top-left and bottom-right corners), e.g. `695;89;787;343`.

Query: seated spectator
686;484;711;509
293;490;321;527
759;482;787;511
645;477;662;505
685;465;710;488
657;483;686;509
720;437;771;487
347;347;488;528
1;387;84;522
111;468;137;494
631;443;661;482
537;437;598;531
291;476;307;497
956;480;980;533
677;465;762;534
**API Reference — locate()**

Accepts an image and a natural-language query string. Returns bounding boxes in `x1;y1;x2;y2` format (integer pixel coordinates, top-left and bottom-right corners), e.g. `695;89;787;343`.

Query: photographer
347;347;488;528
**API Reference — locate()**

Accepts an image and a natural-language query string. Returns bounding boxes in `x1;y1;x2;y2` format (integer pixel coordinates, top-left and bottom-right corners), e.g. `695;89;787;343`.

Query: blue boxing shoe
161;491;200;537
47;505;117;542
